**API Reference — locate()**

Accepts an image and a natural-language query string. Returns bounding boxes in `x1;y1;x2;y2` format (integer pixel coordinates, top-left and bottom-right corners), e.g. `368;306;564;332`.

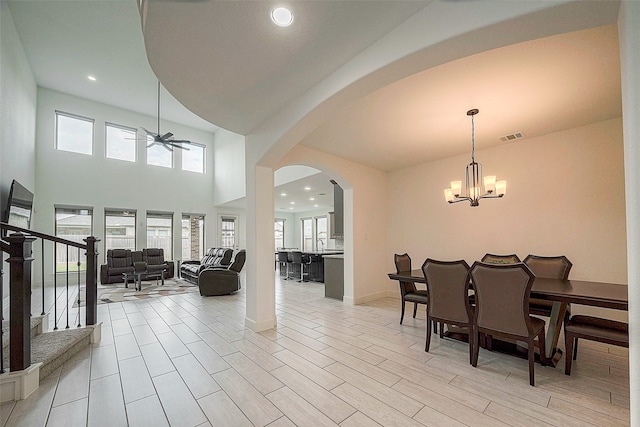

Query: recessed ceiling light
314;204;319;208
309;197;315;201
290;201;295;205
271;7;293;27
88;75;97;81
280;192;287;197
289;207;294;210
304;186;311;191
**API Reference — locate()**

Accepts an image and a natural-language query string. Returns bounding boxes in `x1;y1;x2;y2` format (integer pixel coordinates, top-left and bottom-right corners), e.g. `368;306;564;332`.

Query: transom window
182;143;205;173
147;136;173;168
106;123;137;162
55;111;94;155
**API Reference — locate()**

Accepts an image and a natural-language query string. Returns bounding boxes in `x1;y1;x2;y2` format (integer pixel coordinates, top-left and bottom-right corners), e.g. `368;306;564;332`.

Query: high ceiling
7;1;621;176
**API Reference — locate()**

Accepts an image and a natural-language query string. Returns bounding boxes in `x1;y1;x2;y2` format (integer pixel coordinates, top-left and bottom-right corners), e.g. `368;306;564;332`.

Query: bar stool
277;251;289;278
289;251;303;281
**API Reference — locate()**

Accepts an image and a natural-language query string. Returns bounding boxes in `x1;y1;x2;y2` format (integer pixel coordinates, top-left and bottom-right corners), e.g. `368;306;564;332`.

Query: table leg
161;270;165;286
124;274;129;289
544;301;568;367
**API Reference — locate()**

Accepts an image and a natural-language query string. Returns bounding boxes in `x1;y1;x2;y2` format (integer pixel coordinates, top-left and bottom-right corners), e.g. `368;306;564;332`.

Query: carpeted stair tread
32;328;92;380
2;317;44;351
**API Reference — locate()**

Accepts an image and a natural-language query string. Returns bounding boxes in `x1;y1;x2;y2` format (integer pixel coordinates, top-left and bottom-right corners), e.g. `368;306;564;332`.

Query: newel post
84;236;99;325
6;232;36;371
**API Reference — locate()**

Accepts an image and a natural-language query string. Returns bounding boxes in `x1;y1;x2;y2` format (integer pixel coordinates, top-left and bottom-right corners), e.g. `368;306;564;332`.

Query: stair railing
0;222;99;373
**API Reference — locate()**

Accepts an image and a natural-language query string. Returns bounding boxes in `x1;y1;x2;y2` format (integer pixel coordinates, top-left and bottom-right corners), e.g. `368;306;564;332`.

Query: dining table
388;269;628;367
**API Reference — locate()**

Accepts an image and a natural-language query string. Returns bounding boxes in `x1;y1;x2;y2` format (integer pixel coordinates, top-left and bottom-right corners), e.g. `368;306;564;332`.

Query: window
55;207;93;271
147;212;173;258
106;123;137;162
315;216;327;251
220;216;237;249
182;143;205;173
301;218;313;252
147;135;172;168
105;209;136;253
182;214;205;261
275;219;285;250
55;111;93;155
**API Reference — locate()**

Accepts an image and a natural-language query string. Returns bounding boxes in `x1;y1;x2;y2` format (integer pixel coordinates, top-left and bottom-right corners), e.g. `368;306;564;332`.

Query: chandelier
444;109;506;207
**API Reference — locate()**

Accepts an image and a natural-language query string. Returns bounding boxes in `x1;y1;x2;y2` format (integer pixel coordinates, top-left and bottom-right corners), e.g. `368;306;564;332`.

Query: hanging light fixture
444;109;506;207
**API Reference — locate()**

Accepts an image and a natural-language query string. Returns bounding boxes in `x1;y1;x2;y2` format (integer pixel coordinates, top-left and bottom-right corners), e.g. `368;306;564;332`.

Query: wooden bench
564;314;628;375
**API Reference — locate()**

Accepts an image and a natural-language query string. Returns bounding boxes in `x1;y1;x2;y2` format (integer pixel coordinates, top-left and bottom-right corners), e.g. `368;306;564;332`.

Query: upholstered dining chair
422;259;473;362
564;315;629;375
394;253;429;326
523;254;572;318
481;253;522;264
470;261;547;386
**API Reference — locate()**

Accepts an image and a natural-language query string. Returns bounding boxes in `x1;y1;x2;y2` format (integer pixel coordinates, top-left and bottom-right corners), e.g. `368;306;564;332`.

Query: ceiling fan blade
146;142;157;148
167;142;190;151
161;143;173;152
141;127;159;137
167;139;193;144
161;132;173;140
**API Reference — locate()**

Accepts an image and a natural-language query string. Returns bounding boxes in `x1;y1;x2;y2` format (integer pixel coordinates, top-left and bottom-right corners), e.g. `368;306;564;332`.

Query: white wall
33;88;217;269
1;3;37;296
388;118;627;319
0;2;37;217
213;127;245;206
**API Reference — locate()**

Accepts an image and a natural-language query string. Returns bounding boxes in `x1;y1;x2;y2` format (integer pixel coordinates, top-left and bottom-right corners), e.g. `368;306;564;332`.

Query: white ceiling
7;0;217;133
7;0;622;183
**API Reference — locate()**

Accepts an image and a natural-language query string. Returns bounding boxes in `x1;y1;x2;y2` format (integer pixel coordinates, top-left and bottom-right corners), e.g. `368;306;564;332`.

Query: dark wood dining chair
393;253;429;326
422;259;473;362
470;261;547;386
523;254;572;317
564;315;628;375
481;253;522;264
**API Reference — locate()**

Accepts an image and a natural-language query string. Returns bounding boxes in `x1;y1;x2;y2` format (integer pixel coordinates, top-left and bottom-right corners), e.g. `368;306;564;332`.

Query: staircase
1;222;100;402
0;316;100;403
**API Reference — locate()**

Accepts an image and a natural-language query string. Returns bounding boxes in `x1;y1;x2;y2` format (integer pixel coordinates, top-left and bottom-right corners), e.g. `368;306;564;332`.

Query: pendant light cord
471;113;475;163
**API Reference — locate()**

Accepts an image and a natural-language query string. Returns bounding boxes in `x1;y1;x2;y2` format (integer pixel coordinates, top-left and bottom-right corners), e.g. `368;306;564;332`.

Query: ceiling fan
142;81;192;152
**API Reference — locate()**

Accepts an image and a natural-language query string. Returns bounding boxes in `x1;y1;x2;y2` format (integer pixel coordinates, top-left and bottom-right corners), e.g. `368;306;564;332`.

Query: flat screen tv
5;179;34;230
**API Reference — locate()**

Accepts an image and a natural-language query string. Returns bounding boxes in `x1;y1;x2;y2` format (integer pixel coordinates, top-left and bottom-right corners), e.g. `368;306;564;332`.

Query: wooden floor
0;273;630;426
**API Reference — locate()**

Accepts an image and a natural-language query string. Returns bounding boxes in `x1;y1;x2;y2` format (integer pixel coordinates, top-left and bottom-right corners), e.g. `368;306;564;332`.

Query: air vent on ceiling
499;132;525;142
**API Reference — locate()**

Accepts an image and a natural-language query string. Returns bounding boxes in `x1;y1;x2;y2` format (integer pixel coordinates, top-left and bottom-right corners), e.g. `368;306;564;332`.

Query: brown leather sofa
100;248;174;284
180;247;233;285
199;250;246;296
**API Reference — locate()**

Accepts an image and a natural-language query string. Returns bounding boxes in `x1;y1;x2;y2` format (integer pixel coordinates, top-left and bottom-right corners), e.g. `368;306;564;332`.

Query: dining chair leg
425;315;432;352
413;303;418;318
433;322;438;334
471;329;479;367
468;326;474;365
573;337;579;360
528;338;536;386
400;300;406;325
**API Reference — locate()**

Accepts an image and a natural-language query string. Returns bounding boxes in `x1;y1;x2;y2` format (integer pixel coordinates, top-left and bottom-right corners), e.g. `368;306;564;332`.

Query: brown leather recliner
142;248;174;279
199;250;246;296
100;249;135;284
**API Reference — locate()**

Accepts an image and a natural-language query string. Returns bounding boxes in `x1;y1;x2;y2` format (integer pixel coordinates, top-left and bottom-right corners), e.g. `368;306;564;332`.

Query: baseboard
352;290;390;305
245;316;276;332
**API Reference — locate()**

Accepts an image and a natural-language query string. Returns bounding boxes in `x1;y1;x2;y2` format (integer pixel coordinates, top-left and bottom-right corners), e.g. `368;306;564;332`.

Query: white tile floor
0;273;630;426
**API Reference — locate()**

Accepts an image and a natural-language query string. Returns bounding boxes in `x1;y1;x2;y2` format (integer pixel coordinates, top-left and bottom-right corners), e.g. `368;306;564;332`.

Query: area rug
74;279;199;306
